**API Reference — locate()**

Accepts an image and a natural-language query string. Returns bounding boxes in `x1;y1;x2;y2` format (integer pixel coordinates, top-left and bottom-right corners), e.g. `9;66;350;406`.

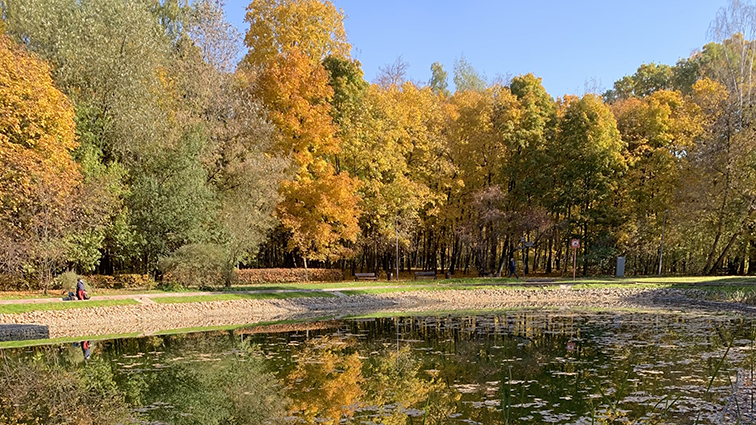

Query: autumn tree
552;94;626;274
0;33;81;288
355;82;455;274
688;1;756;274
447;87;509;274
2;0;178;274
243;0;350;69
502;74;556;273
612;90;702;273
5;0;283;279
255;48;361;267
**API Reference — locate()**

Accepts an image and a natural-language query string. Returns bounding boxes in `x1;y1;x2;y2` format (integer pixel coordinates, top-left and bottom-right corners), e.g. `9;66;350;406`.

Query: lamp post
658;209;669;276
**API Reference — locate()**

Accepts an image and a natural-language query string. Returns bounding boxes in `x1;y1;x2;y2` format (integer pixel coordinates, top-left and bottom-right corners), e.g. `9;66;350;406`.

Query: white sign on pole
570;239;580;249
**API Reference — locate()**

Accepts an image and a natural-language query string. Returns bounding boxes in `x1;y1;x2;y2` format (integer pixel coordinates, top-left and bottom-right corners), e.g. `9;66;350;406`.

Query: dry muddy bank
0;287;752;339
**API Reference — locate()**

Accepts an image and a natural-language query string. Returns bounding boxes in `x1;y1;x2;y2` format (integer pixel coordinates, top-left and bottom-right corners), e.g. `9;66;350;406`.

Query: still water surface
2;311;756;424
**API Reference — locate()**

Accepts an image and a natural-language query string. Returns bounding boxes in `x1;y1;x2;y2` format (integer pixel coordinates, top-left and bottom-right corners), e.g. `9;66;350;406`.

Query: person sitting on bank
76;278;88;300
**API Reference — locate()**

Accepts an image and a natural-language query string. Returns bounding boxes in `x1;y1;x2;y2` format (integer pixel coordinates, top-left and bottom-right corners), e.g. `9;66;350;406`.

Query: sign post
570;239;580;280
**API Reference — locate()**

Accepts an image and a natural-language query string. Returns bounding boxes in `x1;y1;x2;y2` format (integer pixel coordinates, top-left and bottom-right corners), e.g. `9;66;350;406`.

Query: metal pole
573;249;576;280
658;209;668;276
396;213;400;281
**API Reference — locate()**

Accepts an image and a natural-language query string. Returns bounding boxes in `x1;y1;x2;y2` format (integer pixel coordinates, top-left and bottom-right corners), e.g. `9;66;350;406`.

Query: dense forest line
1;0;756;288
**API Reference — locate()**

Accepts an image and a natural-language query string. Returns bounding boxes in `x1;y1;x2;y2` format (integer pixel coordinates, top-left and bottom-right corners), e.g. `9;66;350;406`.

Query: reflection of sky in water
88;312;756;423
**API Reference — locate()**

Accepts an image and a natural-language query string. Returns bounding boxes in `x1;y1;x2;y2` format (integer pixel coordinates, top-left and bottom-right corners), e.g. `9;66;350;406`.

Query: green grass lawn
340;284;538;296
0;299;140;315
152;291;337;304
552;275;756;285
227;281;421;291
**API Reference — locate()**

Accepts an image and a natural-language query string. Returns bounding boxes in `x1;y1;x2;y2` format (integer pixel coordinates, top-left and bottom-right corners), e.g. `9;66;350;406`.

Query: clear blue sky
222;0;725;96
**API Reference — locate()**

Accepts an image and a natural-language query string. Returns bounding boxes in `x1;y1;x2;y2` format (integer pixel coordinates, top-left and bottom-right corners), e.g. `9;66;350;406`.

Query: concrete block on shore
0;324;49;342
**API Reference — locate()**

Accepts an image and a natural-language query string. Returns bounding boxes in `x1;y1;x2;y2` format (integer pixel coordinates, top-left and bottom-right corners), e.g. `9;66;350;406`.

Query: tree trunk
707;229;741;275
303;257;309;281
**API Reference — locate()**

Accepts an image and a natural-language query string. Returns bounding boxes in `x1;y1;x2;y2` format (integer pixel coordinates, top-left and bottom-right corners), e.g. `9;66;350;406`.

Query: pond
1;311;754;424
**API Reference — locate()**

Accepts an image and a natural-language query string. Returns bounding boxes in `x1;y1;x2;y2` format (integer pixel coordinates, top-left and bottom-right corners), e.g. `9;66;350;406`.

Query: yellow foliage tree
612;89;703;267
0;33;81;286
0;33;79;217
339;81;457;272
243;0;350;68
613;90;701;212
350;83;452;232
256;48;361;265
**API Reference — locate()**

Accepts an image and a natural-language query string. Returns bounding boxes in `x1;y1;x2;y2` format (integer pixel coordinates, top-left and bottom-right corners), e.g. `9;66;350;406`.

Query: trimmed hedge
84;274;156;290
236;268;343;284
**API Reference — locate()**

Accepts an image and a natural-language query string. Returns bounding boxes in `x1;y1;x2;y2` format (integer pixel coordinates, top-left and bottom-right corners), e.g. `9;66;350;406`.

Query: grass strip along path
0;299;141;315
153;291;338;304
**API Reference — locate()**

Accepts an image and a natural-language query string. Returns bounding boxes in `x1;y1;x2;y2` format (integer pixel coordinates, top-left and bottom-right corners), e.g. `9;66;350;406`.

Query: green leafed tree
552;94;626;274
429;61;451;97
454;55;487;93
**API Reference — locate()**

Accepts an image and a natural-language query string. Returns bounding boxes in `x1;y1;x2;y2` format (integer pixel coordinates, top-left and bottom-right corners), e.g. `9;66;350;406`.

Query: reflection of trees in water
285;335;363;424
1;314;750;424
131;354;287;425
110;332;289;425
0;333;289;425
283;335;460;425
0;350;134;424
340;313;749;424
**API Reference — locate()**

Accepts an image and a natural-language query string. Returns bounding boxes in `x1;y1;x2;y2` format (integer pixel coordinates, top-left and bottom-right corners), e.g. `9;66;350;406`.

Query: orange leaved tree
255;48;361;268
0;33;81;290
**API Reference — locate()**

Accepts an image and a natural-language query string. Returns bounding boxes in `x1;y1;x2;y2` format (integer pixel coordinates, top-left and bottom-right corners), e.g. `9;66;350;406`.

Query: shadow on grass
621;281;756;314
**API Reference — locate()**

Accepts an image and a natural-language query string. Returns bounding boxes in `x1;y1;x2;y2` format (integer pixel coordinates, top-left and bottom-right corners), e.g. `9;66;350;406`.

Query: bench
414;271;437;280
354;273;378;281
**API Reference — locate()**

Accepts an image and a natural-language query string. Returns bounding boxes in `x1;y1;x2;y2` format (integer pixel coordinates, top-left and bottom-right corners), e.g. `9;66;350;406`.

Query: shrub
54;271;80;292
156;281;185;292
159;244;229;288
236;268;343;284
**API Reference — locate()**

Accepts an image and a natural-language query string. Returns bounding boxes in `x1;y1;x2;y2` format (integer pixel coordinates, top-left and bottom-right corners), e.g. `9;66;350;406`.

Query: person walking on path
507;257;519;279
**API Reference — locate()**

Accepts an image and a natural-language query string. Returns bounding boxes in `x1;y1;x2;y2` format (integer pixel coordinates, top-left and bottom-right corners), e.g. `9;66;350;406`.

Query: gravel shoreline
0;287;753;339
